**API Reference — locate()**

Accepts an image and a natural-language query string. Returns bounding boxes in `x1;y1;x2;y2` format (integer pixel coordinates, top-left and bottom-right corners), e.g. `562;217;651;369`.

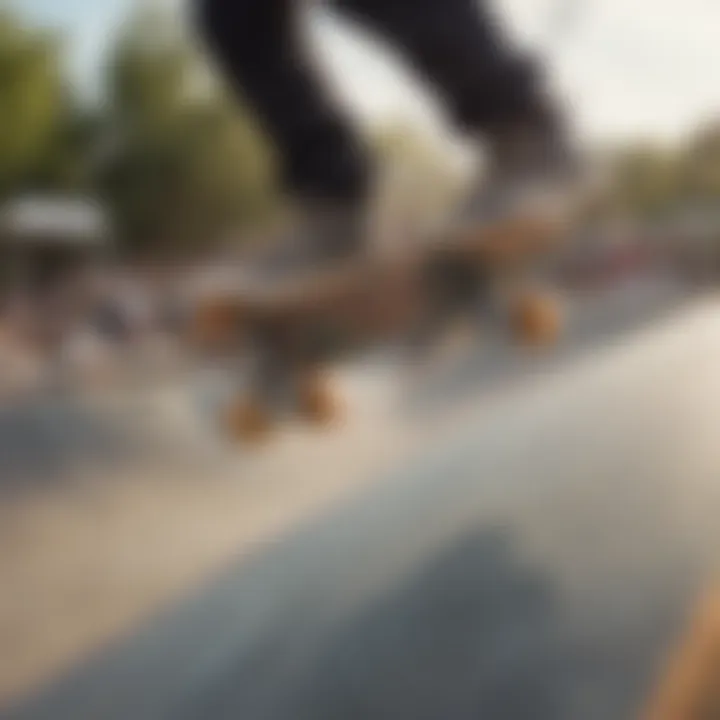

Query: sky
9;0;720;144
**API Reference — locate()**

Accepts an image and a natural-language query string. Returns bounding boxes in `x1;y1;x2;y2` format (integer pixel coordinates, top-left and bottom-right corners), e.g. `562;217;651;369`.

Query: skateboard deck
192;213;567;443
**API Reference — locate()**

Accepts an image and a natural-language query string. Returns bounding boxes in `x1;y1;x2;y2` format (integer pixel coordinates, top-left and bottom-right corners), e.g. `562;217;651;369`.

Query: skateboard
191;214;566;443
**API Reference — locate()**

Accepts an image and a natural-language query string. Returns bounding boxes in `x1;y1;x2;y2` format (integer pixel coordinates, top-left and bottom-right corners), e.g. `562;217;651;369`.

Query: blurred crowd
0;226;681;401
0;264;195;397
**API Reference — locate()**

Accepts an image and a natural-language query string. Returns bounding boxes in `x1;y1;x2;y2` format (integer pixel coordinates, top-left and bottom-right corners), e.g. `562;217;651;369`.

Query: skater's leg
335;0;583;227
196;0;371;204
335;0;553;136
333;0;578;356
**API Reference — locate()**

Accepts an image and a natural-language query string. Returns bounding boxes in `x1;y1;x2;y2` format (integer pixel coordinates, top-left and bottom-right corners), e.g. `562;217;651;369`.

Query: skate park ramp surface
4;278;720;718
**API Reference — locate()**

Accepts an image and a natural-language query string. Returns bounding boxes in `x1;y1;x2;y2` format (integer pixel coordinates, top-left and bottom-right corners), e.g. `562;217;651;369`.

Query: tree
96;6;277;257
0;10;67;198
677;122;720;202
607;144;682;219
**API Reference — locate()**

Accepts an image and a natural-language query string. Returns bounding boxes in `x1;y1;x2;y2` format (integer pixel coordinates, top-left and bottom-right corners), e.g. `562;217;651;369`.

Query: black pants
198;0;550;202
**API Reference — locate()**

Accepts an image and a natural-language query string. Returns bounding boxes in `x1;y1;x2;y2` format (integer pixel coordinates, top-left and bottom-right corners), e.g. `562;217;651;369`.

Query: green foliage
0;10;66;197
94;6;278;256
609;145;680;217
678;124;720;201
606;119;720;225
0;4;276;256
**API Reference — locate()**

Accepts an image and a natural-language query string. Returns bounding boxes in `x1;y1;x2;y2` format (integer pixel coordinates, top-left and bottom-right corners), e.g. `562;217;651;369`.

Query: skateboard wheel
510;291;563;346
296;372;342;427
223;397;272;443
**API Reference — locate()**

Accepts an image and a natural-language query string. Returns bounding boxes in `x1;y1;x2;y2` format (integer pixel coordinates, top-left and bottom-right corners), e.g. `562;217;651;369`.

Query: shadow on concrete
5;468;694;719
6;527;570;720
0;394;147;496
177;528;573;720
